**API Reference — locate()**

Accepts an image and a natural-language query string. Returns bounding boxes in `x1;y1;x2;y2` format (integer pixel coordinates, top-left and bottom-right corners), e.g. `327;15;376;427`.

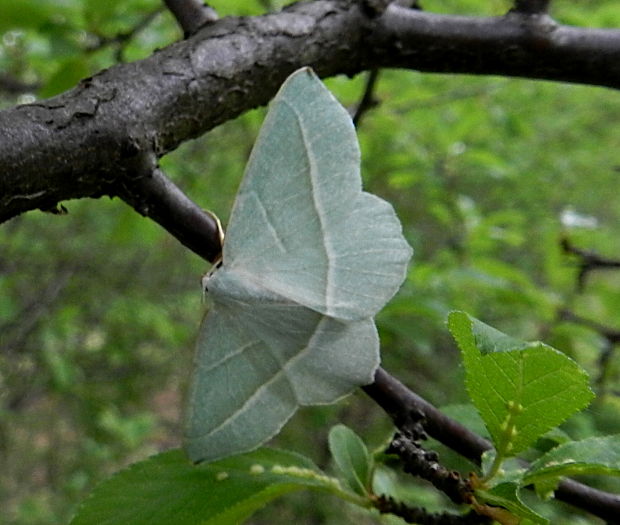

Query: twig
363;0;393;17
556;478;620;523
4;2;620;224
117;167;223;263
560;237;620;291
352;69;380;126
363;368;491;462
557;308;620;388
375;494;490;524
387;431;473;505
86;8;164;61
162;0;218;36
511;0;551;14
558;308;620;344
596;339;616;389
363;367;620;522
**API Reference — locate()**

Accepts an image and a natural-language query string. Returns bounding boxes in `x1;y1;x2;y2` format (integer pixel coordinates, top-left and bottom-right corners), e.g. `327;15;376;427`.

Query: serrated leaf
448;311;594;457
328;424;373;496
476;482;548;524
70;448;346;525
522;435;620;494
440;403;489;439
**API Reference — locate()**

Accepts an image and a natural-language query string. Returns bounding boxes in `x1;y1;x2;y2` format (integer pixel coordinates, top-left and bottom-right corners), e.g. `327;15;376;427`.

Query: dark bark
561;236;620;291
85;8;164;59
163;0;218;36
512;0;550;14
376;494;490;524
1;2;620;520
1;0;620;225
368;6;620;87
352;69;380;126
364;368;491;462
364;368;620;523
117;167;223;262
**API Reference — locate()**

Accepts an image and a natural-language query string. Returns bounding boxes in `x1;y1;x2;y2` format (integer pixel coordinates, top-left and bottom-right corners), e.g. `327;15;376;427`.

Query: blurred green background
1;1;619;523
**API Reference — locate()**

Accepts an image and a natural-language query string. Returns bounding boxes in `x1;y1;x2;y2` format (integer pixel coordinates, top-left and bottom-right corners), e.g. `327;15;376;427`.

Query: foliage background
1;1;619;523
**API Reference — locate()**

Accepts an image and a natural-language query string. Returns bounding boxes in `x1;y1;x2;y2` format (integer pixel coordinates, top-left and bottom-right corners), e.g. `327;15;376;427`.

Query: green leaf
522;435;620;495
0;1;56;31
448;311;594;457
70;448;354;525
476;482;548;524
480;451;526;485
440;403;489;439
328;424;373;496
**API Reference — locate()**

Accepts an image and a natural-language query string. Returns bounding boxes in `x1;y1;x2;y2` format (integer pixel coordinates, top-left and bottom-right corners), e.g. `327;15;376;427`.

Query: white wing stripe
192;316;330;440
284;99;334;314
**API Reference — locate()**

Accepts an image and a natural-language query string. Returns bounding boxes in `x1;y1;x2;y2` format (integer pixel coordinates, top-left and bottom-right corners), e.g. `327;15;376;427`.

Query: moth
185;68;412;463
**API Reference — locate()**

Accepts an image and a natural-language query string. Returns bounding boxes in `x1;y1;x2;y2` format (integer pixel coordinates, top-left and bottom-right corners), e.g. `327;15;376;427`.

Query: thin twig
363;368;491;462
117;167;223;263
558;308;620;344
557;308;620;388
162;0;218;36
86;8;164;61
388;431;473;505
511;0;551;14
363;367;620;522
352;69;380;127
375;495;490;524
560;237;620;291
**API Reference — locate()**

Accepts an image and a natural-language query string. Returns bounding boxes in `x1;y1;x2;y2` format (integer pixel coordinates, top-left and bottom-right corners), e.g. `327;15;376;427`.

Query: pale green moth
184;68;412;463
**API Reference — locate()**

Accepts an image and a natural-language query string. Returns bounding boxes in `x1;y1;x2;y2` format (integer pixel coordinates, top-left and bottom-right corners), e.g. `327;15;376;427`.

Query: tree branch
117;167;223;262
511;0;551;14
363;368;620;522
561;236;620;291
558;308;619;388
387;431;473;505
2;2;618;519
86;8;164;61
558;308;620;344
376;494;489;524
163;0;218;36
364;368;490;462
352;69;380;126
370;4;620;88
1;0;620;224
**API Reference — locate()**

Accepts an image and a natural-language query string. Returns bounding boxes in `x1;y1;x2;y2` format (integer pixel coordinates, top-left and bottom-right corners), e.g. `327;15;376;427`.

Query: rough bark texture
1;1;620;519
163;0;218;35
365;369;620;522
1;0;619;227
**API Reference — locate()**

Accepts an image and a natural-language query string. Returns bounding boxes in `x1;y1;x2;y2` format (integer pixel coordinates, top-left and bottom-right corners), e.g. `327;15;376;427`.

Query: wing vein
284;99;333;313
194;316;329;440
249;190;287;253
196;339;261;374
